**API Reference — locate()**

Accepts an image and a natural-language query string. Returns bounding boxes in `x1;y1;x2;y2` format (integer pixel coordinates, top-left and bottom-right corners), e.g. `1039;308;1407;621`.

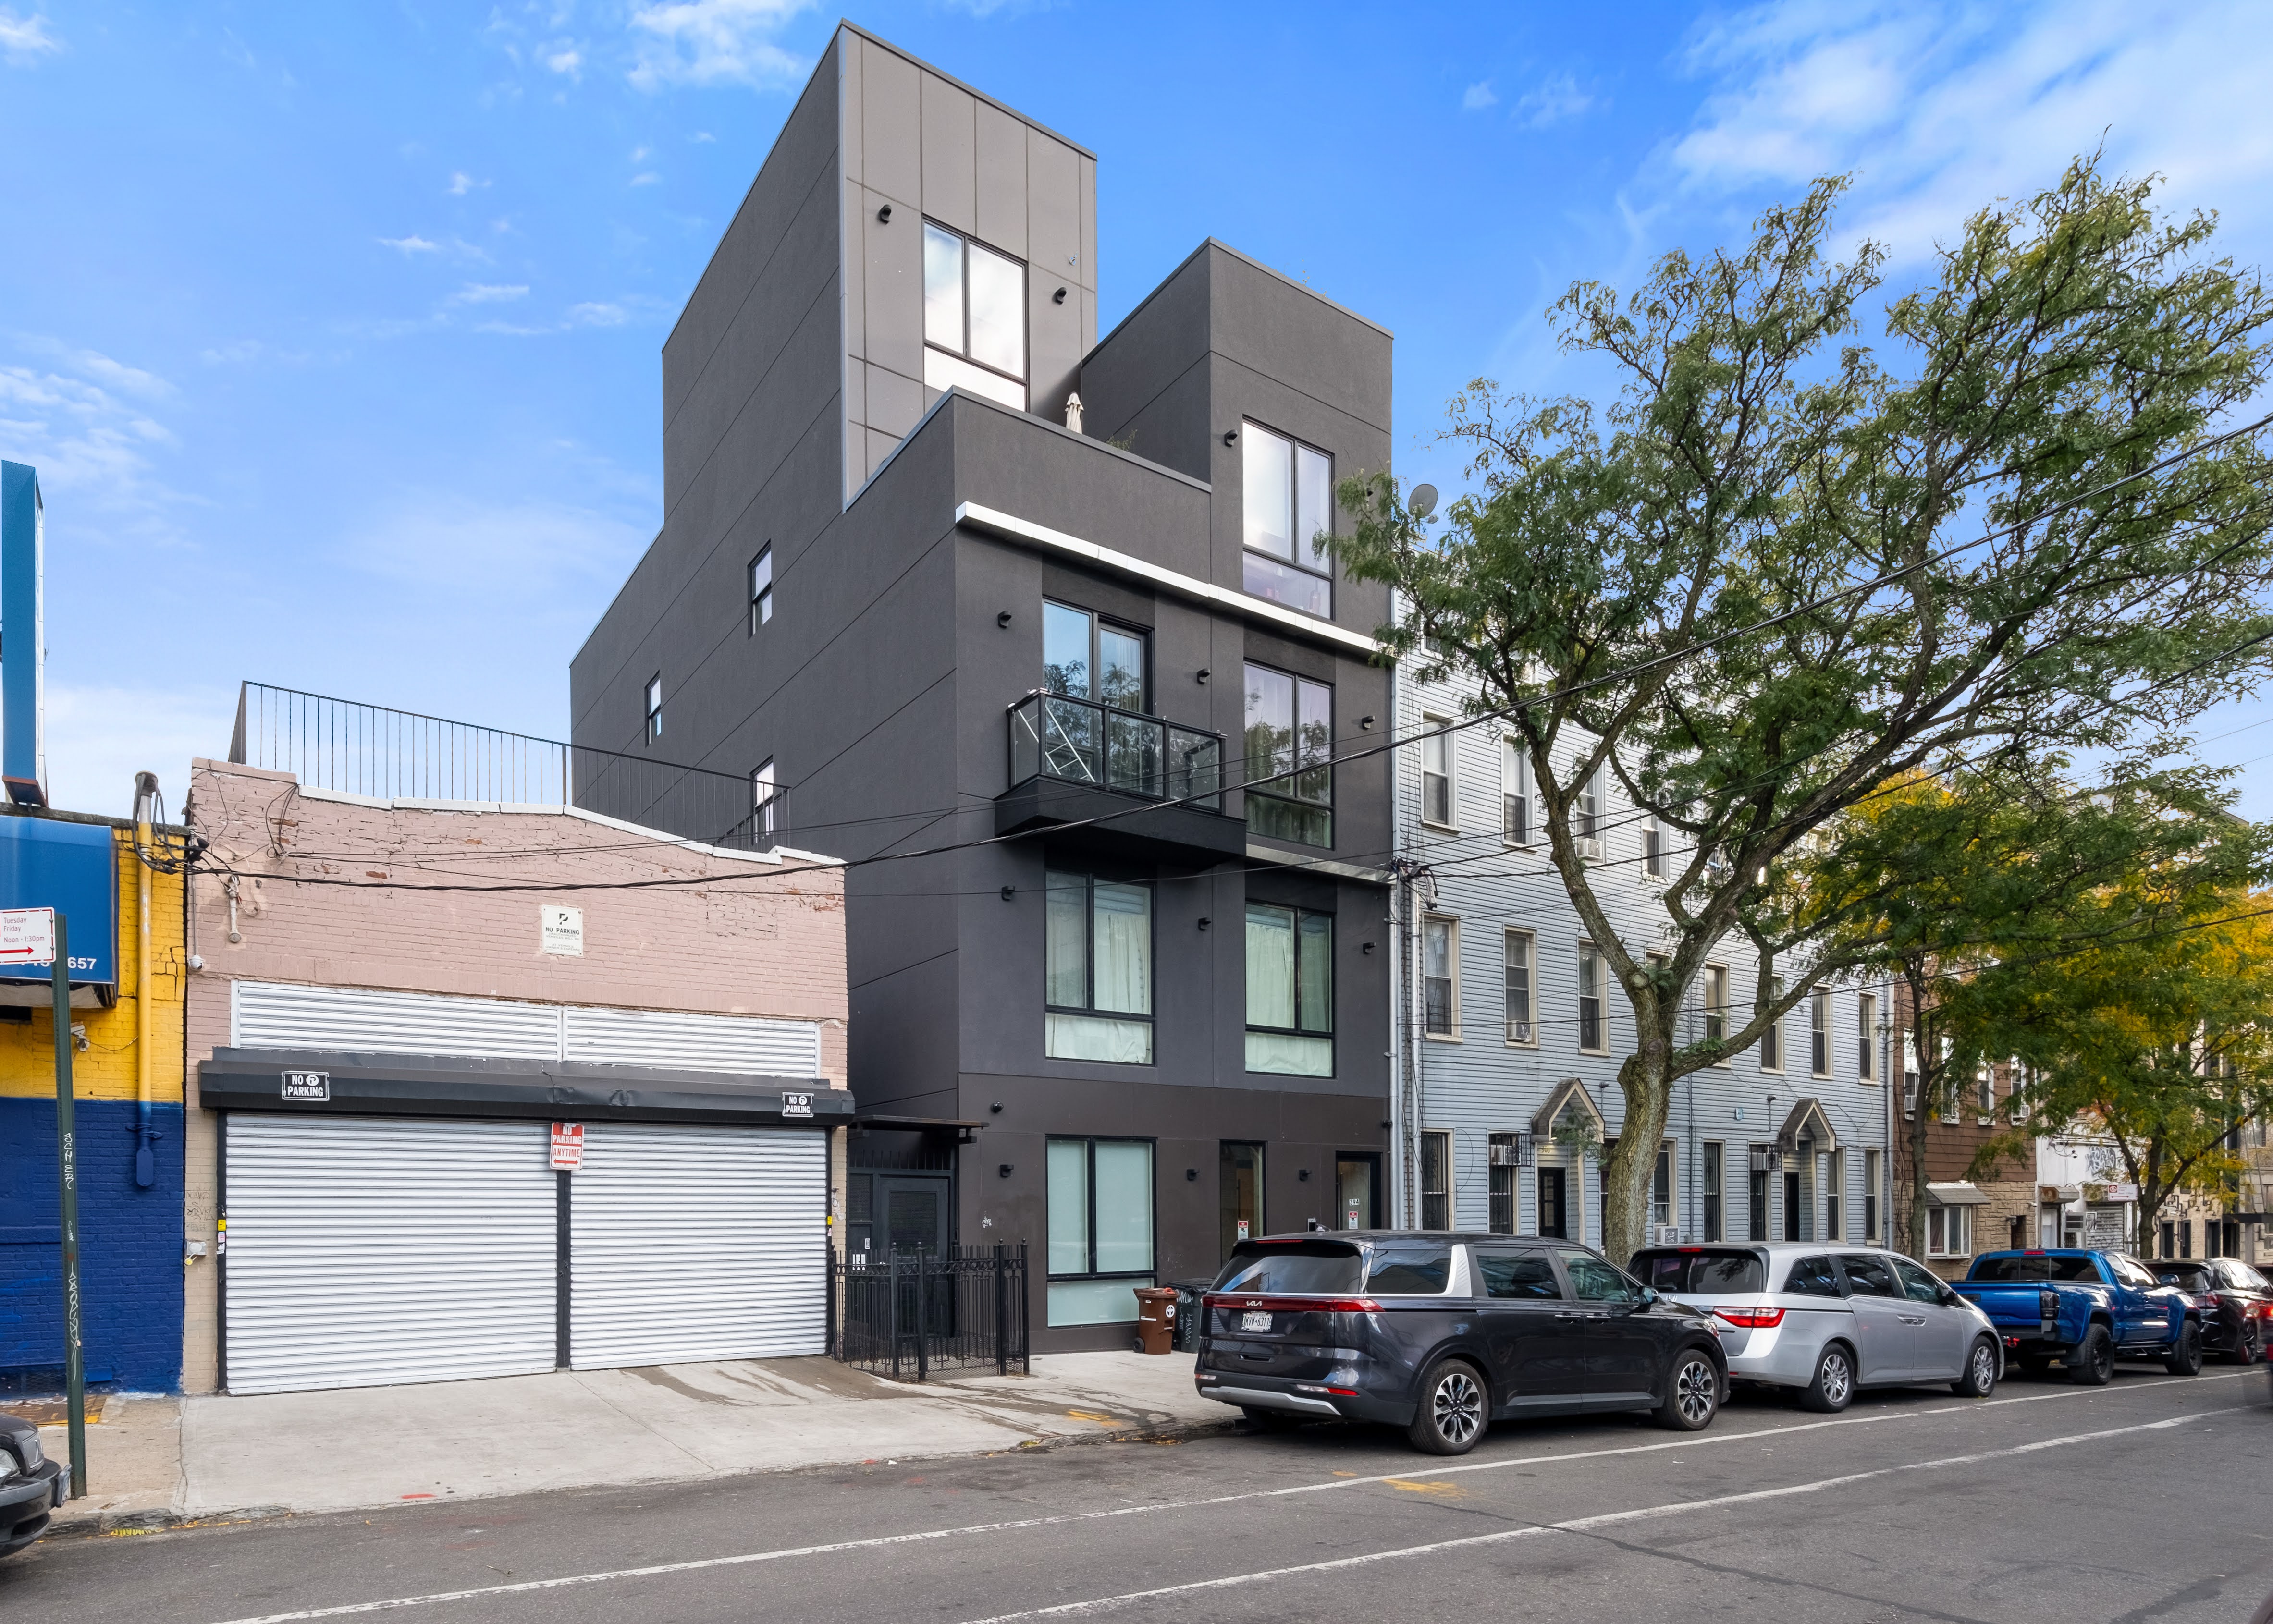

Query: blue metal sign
0;817;114;986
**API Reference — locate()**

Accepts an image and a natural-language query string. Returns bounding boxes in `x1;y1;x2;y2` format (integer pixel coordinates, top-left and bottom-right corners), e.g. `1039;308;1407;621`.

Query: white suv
1629;1243;2003;1411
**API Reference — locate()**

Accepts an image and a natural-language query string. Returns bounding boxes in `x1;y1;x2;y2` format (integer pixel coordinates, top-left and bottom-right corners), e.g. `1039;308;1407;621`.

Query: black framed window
749;546;773;632
1044;869;1154;1064
1043;600;1147;711
1420;1130;1451;1230
751;758;778;840
1703;1142;1724;1242
1220;1141;1264;1255
644;674;663;744
1046;1136;1154;1327
1243;662;1331;846
1240;421;1332;617
922;220;1026;409
1244;902;1331;1076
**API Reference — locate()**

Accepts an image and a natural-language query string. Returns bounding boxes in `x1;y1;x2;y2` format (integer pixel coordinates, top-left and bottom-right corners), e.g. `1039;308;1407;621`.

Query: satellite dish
1410;483;1439;521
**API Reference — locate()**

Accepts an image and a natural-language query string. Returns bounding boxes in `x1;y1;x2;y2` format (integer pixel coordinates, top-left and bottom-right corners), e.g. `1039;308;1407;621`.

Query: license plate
1241;1310;1273;1332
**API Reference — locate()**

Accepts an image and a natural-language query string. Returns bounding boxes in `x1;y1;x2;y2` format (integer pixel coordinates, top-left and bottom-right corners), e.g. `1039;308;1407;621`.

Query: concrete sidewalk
33;1350;1225;1530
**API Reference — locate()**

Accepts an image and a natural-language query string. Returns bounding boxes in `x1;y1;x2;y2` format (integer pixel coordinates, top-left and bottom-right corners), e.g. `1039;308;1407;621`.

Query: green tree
1337;158;2273;1261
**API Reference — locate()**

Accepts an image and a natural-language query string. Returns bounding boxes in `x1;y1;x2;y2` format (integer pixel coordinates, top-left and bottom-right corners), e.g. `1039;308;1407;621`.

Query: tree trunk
1600;1034;1674;1265
1904;962;1935;1262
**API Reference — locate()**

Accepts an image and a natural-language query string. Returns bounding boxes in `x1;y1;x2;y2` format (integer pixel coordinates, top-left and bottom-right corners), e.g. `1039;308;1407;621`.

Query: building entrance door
1537;1166;1568;1239
1335;1154;1377;1231
1221;1142;1265;1255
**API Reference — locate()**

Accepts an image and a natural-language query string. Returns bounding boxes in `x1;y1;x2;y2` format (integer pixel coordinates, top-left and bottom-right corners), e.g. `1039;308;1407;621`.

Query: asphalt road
7;1363;2271;1624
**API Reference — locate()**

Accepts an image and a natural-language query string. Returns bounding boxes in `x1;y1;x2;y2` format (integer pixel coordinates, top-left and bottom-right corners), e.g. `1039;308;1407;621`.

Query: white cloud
337;495;645;597
1513;72;1594;129
0;7;60;65
627;0;813;92
567;302;629;327
543;43;583;79
445;282;530;306
43;683;236;818
379;234;442;254
446;171;488;196
1667;1;2273;269
690;130;716;143
0;343;197;549
629;171;662;186
1462;80;1497;112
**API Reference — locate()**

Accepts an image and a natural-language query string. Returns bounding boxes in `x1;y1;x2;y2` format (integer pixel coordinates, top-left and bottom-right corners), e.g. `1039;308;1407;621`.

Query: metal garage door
570;1123;828;1369
224;1116;558;1394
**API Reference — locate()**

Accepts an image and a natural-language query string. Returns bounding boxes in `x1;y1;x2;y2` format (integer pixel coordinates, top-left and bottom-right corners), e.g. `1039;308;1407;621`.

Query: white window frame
1420;717;1455;829
1704;964;1730;1063
1642;814;1664;879
1857;992;1877;1083
1576;762;1605;858
1810;988;1831;1077
1758;977;1783;1073
1501;735;1530;846
1576;941;1608;1055
1652;1138;1677;1233
1423;915;1459;1040
1927;1203;1973;1259
752;758;778;839
1503;928;1536;1046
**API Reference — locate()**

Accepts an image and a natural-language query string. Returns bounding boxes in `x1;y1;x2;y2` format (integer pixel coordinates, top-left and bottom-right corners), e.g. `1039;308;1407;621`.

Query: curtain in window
1245;904;1297;1029
1046;1139;1089;1277
1091;881;1152;1015
1044;871;1088;1008
1093;1141;1154;1275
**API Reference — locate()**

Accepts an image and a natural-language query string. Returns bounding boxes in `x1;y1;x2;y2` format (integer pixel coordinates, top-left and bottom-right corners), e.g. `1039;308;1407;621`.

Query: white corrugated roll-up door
233;981;563;1060
224;1116;558;1394
570;1123;828;1369
563;1006;821;1075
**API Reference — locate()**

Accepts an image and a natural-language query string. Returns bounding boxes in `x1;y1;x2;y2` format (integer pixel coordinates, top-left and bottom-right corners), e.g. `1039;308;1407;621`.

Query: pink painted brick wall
179;758;849;1391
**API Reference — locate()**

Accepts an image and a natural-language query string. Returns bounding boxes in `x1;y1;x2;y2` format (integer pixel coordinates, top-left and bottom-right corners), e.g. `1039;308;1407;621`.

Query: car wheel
1238;1406;1304;1432
1655;1347;1721;1431
2226;1322;2263;1366
1799;1343;1855;1413
2068;1323;2114;1386
2164;1319;2203;1377
1952;1337;1998;1398
1405;1359;1488;1456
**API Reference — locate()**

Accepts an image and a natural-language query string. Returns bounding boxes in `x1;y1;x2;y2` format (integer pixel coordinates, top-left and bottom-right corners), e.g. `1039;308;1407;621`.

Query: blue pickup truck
1952;1249;2202;1384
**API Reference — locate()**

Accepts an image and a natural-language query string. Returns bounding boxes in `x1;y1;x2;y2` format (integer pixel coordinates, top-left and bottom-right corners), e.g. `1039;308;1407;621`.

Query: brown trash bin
1133;1286;1179;1355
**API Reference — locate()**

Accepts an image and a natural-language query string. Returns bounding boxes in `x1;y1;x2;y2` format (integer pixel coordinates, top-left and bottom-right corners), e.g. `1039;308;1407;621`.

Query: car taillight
2040;1290;2059;1317
1201;1294;1382;1313
1713;1306;1786;1328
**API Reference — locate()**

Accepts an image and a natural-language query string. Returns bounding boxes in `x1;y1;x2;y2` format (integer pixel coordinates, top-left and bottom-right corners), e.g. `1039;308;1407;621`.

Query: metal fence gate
832;1244;1029;1380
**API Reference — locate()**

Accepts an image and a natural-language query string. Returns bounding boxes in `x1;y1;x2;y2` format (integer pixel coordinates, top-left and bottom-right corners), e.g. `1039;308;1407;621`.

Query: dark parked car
1193;1231;1728;1454
2152;1258;2271;1364
0;1414;65;1558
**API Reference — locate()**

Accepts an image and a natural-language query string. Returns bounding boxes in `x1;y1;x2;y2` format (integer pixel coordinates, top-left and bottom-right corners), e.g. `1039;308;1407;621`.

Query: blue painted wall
0;1098;184;1391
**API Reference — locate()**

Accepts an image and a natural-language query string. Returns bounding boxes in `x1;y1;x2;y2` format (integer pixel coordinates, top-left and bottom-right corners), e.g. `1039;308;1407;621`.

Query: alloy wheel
1969;1343;1997;1394
1821;1350;1853;1407
1674;1357;1717;1425
1433;1369;1484;1446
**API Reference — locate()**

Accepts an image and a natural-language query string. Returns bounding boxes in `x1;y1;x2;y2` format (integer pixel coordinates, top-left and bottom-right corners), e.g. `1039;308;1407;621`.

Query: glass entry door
1335;1155;1377;1231
1220;1143;1265;1255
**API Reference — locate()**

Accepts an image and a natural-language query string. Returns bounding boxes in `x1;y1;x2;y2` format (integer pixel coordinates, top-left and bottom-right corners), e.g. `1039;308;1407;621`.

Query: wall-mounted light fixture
1186;1168;1198;1182
877;203;893;223
1222;429;1238;446
990;1101;1004;1114
998;1162;1015;1179
997;611;1014;627
1359;715;1376;731
1362;941;1376;955
1298;1168;1311;1182
1197;916;1211;932
1053;286;1068;305
1196;667;1210;685
1000;885;1016;901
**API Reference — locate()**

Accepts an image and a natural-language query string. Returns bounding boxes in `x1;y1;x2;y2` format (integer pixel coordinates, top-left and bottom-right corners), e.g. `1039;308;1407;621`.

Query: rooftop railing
227;682;782;850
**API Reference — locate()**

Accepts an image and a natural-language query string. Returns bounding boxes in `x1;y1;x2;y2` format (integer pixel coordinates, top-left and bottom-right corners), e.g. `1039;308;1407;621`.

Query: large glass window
1245;903;1333;1075
1046;1138;1154;1325
1423;916;1456;1038
751;758;778;840
644;674;663;744
1043;601;1147;710
1044;870;1154;1064
922;220;1026;410
1243;662;1332;846
1240;422;1332;617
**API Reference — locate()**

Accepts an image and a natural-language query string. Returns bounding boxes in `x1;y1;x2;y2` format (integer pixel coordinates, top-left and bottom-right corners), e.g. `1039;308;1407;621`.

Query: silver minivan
1629;1243;2003;1411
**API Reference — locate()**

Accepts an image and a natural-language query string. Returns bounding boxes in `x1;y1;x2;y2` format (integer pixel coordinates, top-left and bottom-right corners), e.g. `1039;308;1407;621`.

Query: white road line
198;1374;2255;1624
954;1408;2245;1623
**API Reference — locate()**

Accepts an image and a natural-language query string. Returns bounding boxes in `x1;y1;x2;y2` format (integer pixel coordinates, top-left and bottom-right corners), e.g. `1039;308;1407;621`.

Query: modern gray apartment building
571;24;1396;1349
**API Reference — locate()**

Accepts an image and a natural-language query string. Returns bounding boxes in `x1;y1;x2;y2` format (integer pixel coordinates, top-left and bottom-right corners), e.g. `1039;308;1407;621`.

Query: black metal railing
833;1243;1029;1381
228;681;785;850
1006;692;1223;812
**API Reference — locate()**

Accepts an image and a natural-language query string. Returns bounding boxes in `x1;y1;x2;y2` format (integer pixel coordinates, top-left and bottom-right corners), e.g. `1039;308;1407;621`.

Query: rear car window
1365;1246;1454;1294
2222;1261;2269;1291
2157;1264;2213;1292
1783;1255;1843;1298
1968;1254;2100;1282
1213;1241;1364;1295
1476;1250;1562;1299
1632;1249;1766;1294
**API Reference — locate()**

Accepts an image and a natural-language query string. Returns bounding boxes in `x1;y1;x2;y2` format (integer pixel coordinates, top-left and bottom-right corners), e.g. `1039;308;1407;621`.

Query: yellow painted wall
0;831;185;1103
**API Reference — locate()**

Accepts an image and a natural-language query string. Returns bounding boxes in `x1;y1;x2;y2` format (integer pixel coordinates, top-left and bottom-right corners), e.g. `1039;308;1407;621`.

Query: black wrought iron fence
227;681;783;850
832;1243;1029;1380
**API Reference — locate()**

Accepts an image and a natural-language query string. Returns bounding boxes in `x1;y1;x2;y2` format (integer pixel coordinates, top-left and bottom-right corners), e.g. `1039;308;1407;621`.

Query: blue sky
1;0;2269;818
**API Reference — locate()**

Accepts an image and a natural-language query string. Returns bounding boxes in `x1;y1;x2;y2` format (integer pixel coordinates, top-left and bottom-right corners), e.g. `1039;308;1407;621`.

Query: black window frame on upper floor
1239;420;1334;621
749;545;774;633
644;673;663;745
1243;899;1334;1078
1242;660;1333;848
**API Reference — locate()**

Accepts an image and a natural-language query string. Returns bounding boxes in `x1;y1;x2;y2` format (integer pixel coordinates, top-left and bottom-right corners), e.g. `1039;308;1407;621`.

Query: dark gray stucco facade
570;24;1398;1350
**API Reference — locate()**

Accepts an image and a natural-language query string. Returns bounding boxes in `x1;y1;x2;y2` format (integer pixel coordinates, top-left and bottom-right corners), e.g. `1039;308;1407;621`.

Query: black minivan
1195;1230;1727;1454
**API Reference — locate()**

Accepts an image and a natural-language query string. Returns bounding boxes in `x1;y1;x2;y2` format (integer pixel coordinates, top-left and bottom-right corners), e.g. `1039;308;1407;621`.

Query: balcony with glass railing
999;691;1241;858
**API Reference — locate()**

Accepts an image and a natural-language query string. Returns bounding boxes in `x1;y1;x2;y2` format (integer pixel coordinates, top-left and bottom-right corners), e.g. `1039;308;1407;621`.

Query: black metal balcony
996;691;1244;860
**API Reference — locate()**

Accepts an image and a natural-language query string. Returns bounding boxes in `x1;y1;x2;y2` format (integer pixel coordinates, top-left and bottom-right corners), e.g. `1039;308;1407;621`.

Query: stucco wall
179;758;849;1393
